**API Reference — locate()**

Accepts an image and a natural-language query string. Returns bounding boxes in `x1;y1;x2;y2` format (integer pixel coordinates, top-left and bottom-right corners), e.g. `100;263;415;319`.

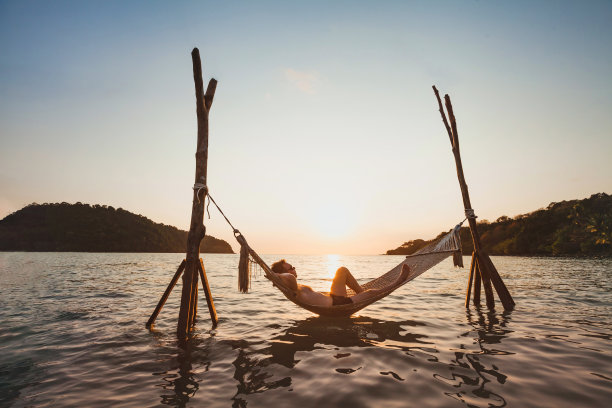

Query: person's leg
330;266;363;296
396;263;410;284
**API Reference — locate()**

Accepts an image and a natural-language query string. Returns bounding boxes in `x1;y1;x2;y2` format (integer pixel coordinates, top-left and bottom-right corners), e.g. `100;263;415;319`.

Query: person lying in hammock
270;259;410;307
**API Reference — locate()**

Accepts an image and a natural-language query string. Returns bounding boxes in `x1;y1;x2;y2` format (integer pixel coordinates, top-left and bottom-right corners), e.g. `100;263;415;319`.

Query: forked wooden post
177;48;218;340
432;85;515;310
146;48;218;337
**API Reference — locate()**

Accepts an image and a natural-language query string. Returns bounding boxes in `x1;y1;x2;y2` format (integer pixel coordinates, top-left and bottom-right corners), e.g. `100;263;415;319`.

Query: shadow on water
440;307;514;408
0;357;41;407
152;316;427;407
267;316;429;366
150;328;216;407
154;310;516;408
229;315;430;407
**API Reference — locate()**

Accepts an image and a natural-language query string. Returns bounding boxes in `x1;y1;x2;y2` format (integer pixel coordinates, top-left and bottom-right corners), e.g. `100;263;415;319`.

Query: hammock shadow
265;315;431;368
229;315;431;405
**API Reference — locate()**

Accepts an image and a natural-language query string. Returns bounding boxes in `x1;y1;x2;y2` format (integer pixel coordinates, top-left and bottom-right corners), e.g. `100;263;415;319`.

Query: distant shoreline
385;193;611;258
0;202;234;254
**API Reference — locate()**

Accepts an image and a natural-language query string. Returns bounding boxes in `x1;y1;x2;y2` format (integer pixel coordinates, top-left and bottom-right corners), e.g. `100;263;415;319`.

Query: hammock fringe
453;250;464;267
238;240;251;293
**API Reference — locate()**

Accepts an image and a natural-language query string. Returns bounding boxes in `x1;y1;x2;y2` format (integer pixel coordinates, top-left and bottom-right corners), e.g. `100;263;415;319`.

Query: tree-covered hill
0;202;234;253
387;193;612;257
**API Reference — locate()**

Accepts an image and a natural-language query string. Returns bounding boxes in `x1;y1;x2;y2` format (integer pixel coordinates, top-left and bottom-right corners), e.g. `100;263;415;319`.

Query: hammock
233;222;463;317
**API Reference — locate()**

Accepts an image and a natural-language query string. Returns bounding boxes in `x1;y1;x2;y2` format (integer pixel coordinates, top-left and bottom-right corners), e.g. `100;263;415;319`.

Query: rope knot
193;183;208;203
464;208;477;219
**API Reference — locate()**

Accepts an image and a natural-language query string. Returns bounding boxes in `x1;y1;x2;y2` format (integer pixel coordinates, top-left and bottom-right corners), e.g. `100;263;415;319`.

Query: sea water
0;253;610;407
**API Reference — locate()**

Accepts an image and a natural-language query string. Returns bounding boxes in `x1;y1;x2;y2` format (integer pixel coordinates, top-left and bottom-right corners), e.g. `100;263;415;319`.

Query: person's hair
271;259;287;274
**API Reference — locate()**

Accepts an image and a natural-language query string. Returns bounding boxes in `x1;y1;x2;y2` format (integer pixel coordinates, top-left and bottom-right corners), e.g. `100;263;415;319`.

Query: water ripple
0;253;610;407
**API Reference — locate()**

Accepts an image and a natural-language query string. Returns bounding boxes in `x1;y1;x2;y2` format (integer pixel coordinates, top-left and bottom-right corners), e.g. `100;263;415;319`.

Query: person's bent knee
335;266;349;276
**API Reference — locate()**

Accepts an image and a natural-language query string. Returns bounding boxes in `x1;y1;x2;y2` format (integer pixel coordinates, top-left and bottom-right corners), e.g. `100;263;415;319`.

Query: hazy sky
1;0;611;254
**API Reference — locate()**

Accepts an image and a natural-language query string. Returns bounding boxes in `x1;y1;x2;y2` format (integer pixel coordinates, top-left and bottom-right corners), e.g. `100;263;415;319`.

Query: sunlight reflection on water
0;253;610;407
325;254;342;279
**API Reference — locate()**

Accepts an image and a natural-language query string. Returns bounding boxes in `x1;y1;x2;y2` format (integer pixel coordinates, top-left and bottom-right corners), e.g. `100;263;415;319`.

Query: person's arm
277;273;298;291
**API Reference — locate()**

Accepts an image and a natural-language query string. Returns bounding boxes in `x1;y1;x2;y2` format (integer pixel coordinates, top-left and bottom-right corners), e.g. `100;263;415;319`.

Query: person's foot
398;263;410;283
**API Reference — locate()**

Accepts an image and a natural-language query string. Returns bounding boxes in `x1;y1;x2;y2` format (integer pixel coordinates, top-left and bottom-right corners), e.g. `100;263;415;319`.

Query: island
387;193;611;257
0;202;234;253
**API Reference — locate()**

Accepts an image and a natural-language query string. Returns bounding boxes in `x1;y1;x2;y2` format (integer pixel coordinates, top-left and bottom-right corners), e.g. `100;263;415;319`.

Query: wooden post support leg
177;259;198;339
198;258;218;326
475;251;495;309
473;253;482;305
189;265;199;327
465;251;476;308
146;260;186;327
480;254;515;310
186;262;198;328
191;283;198;325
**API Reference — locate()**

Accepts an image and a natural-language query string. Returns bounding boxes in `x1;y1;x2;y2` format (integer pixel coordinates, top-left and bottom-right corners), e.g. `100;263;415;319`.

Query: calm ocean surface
0;253;610;407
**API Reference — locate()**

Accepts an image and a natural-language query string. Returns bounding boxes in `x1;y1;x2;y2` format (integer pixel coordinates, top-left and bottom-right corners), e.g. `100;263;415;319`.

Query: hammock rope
205;192;465;316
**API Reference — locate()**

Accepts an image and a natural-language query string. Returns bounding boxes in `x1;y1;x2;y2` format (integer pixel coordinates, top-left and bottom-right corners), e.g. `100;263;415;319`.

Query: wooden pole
198;259;218;326
465;251;476;307
189;272;198;324
475;251;495;308
177;48;218;341
473;254;482;304
146;260;186;327
433;85;515;310
478;252;515;309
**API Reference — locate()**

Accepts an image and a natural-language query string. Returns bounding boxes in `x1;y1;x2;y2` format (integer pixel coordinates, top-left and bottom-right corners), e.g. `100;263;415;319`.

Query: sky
1;0;611;255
